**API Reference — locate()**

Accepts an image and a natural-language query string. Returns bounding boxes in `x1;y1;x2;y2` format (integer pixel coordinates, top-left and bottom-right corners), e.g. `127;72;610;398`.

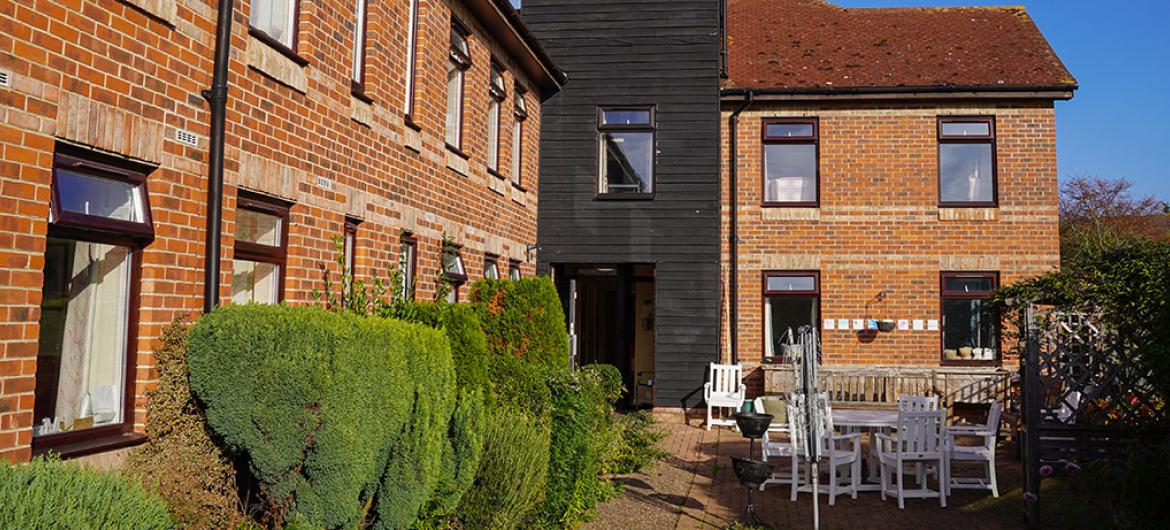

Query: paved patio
588;421;1032;530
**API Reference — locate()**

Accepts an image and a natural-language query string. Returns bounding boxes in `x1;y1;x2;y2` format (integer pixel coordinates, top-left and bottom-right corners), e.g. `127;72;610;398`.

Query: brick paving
591;422;1029;530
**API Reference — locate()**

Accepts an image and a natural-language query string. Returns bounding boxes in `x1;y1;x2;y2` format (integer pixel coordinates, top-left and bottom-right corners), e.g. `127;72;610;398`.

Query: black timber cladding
523;0;722;406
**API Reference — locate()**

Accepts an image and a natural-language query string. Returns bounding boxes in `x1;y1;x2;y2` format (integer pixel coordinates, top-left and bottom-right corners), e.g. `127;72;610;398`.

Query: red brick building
720;0;1076;394
0;0;562;463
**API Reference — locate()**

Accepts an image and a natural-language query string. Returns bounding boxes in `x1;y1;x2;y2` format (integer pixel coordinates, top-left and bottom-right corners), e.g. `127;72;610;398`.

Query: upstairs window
399;233;417;301
512;86;528;187
941;272;999;363
762;118;818;206
250;0;299;51
403;0;420;117
487;63;507;173
762;272;819;362
442;243;467;302
484;254;500;279
231;193;288;305
343;218;359;296
351;0;369;94
938;117;996;206
598;107;654;196
446;22;471;149
34;146;154;446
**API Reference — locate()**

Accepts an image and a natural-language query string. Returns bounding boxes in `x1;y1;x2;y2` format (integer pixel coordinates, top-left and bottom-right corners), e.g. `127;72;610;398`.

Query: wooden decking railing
761;364;1015;411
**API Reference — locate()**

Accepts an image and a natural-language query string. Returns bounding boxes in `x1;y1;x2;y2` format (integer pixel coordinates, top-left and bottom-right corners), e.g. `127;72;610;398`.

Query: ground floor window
399;233;417;300
941;271;999;363
34;146;153;443
442;243;467;302
231;193;288;304
484;253;500;279
763;271;819;362
509;260;521;280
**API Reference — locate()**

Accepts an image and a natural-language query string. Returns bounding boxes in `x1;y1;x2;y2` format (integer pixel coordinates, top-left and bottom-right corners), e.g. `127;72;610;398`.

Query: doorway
556;264;656;407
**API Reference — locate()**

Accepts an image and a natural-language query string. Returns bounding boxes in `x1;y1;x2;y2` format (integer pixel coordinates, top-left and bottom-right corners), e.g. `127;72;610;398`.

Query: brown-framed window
508;260;522;280
598;106;655;196
941;272;1000;364
511;85;529;187
249;0;304;63
231;192;289;305
445;21;471;149
762;271;820;362
398;232;417;301
33;145;154;453
351;0;370;97
403;0;420;119
762;118;818;207
343;218;360;296
938;116;997;207
483;253;500;279
442;242;468;303
487;62;507;174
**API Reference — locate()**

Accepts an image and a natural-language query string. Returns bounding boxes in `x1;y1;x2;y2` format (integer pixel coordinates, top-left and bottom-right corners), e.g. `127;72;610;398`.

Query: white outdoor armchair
875;409;948;509
945;400;1003;497
703;363;746;430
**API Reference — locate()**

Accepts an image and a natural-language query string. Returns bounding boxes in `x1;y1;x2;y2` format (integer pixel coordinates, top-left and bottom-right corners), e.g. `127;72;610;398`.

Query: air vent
0;70;11;88
175;128;200;147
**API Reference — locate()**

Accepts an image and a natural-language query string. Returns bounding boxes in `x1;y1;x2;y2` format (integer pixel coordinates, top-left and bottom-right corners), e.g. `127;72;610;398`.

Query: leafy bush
471;278;569;369
188;305;455;529
537;367;621;528
125;317;243;529
457;409;551;530
604;411;668;475
0;456;174;529
387;301;489;392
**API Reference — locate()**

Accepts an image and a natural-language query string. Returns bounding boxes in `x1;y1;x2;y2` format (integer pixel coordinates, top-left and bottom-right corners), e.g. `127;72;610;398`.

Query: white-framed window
487;63;507;172
442;243;467;302
403;0;420;116
399;233;417;300
446;22;471;148
512;86;528;186
351;0;368;88
484;254;500;279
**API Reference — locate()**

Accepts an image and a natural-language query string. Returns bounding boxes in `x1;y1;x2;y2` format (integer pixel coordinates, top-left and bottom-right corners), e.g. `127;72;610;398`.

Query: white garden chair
945;400;1003;497
773;393;861;506
875;409;948;509
754;396;792;489
703;363;746;430
897;394;941;484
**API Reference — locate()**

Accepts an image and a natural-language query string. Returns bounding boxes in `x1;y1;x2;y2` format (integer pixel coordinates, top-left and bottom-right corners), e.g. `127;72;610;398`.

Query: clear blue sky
514;1;1169;201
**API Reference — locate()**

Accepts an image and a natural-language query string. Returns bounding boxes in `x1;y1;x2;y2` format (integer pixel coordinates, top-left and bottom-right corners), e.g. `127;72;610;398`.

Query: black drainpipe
727;90;753;364
201;0;234;313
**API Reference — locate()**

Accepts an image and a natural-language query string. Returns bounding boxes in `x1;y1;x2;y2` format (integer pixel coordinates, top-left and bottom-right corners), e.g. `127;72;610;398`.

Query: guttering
721;83;1077;101
201;0;234;313
726;90;754;364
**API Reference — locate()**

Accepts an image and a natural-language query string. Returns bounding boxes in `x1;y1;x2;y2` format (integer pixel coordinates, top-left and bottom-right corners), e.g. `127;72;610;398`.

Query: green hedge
0;457;174;529
471;278;569;369
457;408;550;530
536;367;620;528
187;304;455;529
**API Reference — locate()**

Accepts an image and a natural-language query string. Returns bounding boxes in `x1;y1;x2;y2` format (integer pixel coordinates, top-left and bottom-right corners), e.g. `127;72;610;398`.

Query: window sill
445;144;470;160
248;26;309;67
762;201;820;208
33;431;147;460
403;114;421;131
595;192;654;201
511;181;527;193
487;167;506;180
350;82;374;104
940;359;1000;368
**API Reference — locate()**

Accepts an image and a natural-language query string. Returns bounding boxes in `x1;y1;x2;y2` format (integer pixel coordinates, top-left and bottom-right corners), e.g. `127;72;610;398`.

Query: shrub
187;305;455;529
458;409;551;530
386;301;489;392
536;368;620;528
125;317;243;529
471;278;569;369
604;411;668;475
0;457;174;529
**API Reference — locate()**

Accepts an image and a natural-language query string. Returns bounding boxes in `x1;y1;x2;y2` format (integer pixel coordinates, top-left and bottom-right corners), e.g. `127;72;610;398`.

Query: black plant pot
732;457;774;488
734;412;773;439
877;320;896;332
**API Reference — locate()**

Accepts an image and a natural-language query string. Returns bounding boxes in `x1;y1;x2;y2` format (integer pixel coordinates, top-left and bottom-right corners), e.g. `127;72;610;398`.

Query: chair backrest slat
709;363;741;394
898;394;940;412
896;409;944;454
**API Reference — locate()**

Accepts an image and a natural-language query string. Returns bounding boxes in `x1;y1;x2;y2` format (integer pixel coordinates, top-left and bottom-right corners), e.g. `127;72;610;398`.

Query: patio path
588;421;1031;530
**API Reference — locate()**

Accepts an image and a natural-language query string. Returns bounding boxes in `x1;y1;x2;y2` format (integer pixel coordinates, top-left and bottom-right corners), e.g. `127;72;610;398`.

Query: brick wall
0;0;544;462
719;100;1061;394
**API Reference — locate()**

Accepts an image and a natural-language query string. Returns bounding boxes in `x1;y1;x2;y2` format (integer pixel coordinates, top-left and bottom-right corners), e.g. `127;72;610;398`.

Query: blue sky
513;1;1168;200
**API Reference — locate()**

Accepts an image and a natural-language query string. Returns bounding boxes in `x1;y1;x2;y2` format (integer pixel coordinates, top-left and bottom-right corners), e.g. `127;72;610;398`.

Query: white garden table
832;408;900;491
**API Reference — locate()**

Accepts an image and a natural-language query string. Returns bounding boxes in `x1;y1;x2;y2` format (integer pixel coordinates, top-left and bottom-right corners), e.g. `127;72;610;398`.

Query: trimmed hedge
126;318;242;529
0;457;174;529
471;278;569;369
187;304;455;529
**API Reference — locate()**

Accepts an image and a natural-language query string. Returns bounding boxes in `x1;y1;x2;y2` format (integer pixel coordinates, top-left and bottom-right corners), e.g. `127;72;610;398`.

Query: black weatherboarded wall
523;0;722;407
